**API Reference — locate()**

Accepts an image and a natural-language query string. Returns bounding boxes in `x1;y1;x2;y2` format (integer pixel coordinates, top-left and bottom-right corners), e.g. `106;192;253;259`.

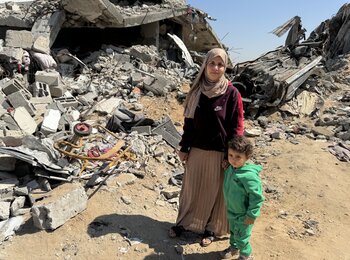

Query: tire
73;122;92;137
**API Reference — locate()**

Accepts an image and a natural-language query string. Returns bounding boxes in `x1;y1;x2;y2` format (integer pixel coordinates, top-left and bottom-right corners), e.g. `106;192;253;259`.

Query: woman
168;48;244;247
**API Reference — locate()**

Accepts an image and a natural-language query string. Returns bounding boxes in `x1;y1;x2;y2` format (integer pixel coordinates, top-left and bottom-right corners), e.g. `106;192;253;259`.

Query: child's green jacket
223;163;264;220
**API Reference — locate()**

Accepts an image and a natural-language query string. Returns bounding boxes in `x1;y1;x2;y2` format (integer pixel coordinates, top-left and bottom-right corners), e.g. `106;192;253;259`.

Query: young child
221;136;264;260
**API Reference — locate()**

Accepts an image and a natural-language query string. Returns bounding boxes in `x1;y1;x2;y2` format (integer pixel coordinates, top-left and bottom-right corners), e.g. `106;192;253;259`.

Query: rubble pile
229;3;350;157
0;0;349;245
0;0;61;27
0;0;200;240
108;0;186;16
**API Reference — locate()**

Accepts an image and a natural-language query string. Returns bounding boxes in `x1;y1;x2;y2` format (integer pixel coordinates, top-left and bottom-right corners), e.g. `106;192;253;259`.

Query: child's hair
228;136;254;158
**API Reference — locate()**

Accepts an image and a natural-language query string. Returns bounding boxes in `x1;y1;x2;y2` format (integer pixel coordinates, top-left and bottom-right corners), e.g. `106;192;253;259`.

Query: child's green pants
229;219;254;256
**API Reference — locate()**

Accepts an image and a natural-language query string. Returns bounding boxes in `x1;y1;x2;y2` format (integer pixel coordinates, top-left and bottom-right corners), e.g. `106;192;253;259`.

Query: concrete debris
0;216;24;243
230;3;350;120
31;183;88;230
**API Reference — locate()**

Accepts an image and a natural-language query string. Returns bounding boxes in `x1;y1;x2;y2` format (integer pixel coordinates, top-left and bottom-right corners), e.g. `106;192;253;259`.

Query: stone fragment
31;183;88;230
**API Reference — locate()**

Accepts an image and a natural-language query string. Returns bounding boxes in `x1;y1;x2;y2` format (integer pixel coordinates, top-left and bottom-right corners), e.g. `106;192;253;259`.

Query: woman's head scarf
184;48;229;118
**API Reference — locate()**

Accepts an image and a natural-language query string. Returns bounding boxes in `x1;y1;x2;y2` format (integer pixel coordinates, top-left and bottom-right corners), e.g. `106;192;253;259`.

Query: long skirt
176;147;229;236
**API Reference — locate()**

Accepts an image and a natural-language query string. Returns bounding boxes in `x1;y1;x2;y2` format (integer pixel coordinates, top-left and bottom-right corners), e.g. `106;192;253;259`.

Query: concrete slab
31;183;88;230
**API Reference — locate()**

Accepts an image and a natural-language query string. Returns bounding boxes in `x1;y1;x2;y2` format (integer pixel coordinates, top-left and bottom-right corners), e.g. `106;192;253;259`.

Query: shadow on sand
87;213;228;259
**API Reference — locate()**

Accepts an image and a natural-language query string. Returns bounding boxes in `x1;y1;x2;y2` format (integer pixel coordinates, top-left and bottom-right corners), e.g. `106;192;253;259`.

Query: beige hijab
184;48;229;118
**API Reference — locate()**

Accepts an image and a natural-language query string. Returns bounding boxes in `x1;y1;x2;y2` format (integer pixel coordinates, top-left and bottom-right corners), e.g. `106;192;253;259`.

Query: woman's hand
177;150;189;162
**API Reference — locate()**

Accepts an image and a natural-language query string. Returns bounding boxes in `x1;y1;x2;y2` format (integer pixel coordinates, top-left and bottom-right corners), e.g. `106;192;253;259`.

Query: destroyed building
230;4;350;119
0;0;226;66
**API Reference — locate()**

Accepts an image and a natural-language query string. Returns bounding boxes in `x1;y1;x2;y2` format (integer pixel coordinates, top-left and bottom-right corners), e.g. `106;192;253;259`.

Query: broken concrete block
0;216;24;243
93;97;123;115
7;89;36;116
32;36;50;54
14;186;29;196
131;72;144;86
35;70;60;86
144;73;172;96
31;82;53;104
77;92;97;106
113;53;131;63
31;183;88;230
12;107;37;135
0;154;16;172
5;30;33;49
32;81;51;97
131;125;152;135
129;45;157;64
0;201;10;220
49;85;67;98
52;96;79;108
10;196;26;216
0;78;24;96
0;178;18;201
40;109;61;135
0;47;23;62
152;115;181;148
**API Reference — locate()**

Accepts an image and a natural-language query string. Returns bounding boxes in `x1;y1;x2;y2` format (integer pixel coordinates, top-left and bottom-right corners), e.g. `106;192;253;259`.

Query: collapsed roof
0;0;227;61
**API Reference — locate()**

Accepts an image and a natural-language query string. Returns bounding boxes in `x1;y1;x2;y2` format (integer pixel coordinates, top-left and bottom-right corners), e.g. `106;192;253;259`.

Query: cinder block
7;89;36;116
33;82;51;97
35;71;60;86
53;96;79;108
0;78;24;96
49;85;67;98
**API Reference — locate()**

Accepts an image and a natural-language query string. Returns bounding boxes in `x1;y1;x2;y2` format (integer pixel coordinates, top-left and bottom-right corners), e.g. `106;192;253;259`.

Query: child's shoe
220;246;239;259
237;254;254;260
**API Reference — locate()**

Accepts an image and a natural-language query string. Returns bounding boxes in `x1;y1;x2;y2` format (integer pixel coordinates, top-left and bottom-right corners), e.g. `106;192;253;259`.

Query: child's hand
222;160;229;169
177;150;189;162
244;217;255;225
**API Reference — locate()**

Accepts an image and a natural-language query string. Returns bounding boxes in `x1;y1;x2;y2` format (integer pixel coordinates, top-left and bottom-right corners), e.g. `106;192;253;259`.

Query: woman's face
205;56;225;82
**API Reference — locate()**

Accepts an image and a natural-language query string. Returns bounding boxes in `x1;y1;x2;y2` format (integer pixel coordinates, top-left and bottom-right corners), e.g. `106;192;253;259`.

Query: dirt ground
0;90;350;260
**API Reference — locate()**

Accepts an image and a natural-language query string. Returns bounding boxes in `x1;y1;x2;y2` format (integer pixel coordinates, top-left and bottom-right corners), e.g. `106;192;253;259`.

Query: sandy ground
0;92;350;260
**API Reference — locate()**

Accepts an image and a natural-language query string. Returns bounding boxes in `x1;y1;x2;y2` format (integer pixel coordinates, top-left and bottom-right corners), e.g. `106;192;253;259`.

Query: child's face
228;148;248;168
